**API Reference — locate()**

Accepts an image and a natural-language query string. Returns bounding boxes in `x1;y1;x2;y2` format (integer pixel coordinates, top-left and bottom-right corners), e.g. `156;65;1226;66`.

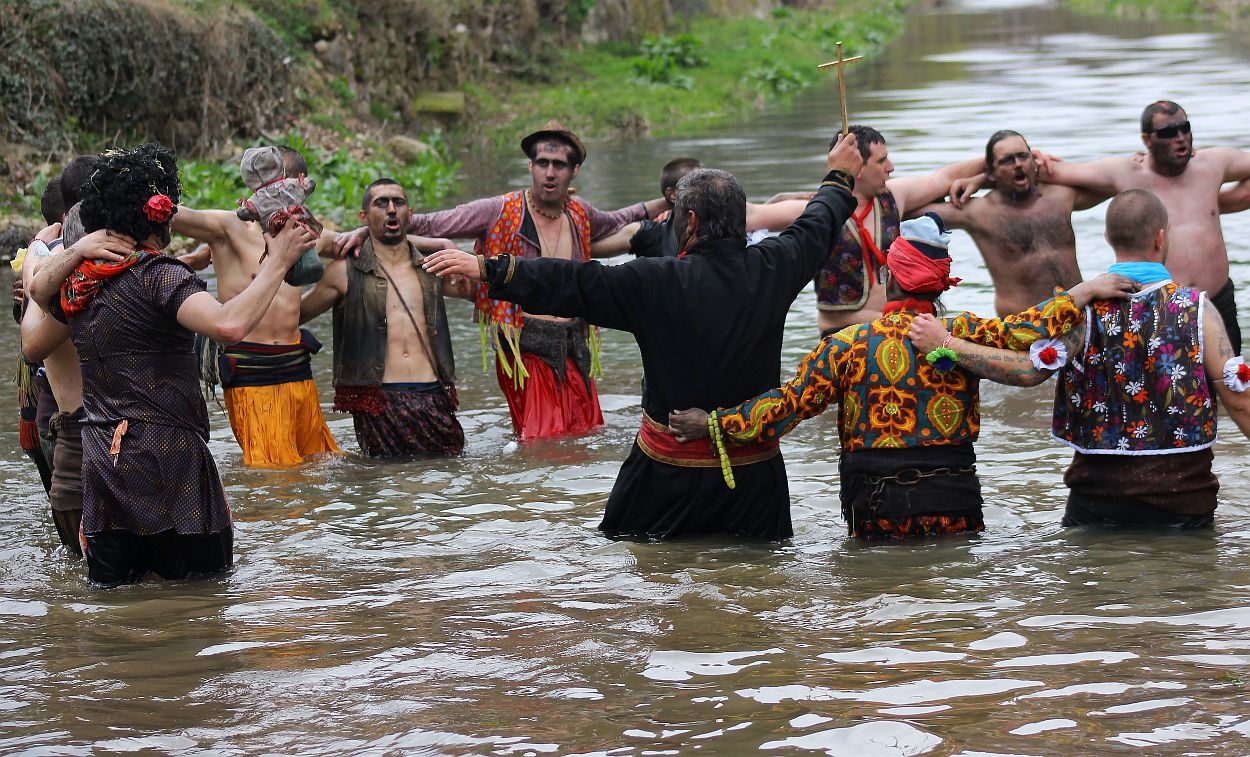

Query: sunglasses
1149;120;1191;139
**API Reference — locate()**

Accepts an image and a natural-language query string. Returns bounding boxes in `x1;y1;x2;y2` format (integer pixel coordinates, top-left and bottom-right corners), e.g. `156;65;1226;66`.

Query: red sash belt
636;413;778;468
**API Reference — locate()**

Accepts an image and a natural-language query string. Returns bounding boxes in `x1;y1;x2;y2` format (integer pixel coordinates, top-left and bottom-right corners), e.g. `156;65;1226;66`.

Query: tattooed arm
1202;301;1250;439
910;313;1083;387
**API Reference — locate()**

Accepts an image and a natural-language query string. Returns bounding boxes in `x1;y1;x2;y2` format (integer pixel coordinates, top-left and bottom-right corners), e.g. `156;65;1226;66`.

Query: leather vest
332;239;456;390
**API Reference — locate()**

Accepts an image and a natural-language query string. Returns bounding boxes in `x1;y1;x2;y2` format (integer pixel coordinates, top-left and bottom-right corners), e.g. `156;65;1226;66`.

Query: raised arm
887;157;984;217
1202;300;1250;439
1219;179;1250;214
745;200;806;232
20;253;70;361
1040;157;1125;197
667;330;852;443
299;258;347;323
947;274;1136;350
911;313;1084;387
589;221;641;258
177;223;316;343
170;206;236;246
909;201;972;230
28;230;132;310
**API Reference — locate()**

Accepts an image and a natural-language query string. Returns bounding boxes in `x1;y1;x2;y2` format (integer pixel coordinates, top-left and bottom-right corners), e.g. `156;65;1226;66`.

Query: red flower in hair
1239;363;1250;383
1039;346;1058;365
143;194;174;223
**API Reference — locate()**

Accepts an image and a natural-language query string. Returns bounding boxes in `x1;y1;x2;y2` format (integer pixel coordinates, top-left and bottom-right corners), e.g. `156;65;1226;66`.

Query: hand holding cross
818;42;864;137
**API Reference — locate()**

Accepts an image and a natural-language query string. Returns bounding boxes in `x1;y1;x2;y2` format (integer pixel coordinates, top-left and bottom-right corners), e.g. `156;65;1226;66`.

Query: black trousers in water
1211;278;1242;355
599;443;792;541
1061;492;1213;529
84;528;234;588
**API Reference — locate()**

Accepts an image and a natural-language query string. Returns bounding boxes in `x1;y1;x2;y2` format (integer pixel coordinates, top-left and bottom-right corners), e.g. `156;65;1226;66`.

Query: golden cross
818;42;864;137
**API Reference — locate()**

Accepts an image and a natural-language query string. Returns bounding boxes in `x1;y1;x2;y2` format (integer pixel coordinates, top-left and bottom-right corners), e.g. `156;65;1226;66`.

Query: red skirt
497;353;603;441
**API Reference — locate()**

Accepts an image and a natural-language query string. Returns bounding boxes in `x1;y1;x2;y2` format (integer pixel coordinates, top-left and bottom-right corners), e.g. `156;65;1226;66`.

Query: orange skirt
223;379;340;466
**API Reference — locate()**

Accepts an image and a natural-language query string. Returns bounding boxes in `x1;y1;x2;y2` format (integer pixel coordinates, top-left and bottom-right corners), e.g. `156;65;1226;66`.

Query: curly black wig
79;143;181;247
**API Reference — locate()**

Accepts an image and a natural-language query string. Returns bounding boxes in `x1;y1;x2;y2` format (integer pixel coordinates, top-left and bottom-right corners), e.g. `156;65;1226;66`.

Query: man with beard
914;130;1110;317
993;101;1250;352
300;179;471;458
339;121;667;441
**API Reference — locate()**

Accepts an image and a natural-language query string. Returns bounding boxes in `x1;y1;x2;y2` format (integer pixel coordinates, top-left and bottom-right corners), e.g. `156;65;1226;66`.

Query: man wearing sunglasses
1009;100;1250;353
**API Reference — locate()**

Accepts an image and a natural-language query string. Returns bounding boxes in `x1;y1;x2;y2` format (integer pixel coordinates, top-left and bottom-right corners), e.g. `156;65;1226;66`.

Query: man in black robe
422;136;863;540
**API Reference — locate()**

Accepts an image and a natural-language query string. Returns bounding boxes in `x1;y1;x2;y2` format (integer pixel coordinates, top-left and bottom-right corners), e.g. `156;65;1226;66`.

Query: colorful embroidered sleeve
717;327;855;443
945;292;1080;350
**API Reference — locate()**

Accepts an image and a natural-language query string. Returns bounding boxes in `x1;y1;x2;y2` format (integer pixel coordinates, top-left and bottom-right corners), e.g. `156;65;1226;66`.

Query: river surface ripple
2;1;1250;754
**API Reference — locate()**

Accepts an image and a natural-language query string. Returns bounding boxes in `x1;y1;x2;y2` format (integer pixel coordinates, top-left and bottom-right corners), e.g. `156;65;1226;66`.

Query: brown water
4;2;1250;754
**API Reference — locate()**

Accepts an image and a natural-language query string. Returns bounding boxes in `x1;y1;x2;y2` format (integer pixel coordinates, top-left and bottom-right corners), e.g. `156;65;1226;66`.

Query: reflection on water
3;1;1250;753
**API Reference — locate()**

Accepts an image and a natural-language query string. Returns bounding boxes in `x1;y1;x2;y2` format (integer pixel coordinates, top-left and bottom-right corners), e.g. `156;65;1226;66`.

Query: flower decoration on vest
1030;337;1067;371
1224;356;1250;392
143;193;174;223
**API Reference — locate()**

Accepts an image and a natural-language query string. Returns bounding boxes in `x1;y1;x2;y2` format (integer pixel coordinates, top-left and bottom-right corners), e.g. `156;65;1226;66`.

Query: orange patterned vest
473;191;595;387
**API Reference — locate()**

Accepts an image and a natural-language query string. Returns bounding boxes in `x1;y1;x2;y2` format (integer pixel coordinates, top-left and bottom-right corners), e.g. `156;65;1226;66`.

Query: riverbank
1065;0;1249;25
469;1;912;153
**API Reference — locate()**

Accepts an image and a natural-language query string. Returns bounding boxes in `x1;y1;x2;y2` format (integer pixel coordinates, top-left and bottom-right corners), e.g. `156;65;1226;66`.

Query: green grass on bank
471;2;914;152
1065;0;1249;24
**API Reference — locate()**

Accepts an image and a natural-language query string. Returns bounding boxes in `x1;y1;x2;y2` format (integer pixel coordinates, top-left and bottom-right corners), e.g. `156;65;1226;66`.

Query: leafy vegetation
474;1;914;151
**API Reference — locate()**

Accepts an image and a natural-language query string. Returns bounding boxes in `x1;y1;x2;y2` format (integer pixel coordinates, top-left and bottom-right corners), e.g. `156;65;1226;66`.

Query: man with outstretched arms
1005;101;1250;352
912;190;1250;529
914;130;1110;317
422;137;864;541
300;179;470;458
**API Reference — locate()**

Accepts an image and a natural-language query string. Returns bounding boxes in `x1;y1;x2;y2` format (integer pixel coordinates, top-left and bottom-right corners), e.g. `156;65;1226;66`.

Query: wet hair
829;125;885;162
1140;100;1184;133
78;143;181;245
60;155;100;209
673;168;747;242
62;203;85;247
277;145;308;177
984;129;1029;170
39;177;63;225
361;177;405;210
660;157;701;195
527;138;581;166
1105;189;1168;251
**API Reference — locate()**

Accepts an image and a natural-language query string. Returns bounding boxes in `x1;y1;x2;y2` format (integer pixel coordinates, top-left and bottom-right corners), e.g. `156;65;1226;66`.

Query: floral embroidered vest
1052;282;1215;455
472;191;595;387
816;191;901;311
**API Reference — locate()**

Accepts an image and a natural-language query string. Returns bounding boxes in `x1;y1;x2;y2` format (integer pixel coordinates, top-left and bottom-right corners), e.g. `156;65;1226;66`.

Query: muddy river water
2;0;1250;753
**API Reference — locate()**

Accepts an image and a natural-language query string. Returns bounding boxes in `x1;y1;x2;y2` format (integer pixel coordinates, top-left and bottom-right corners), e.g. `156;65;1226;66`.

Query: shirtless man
300;179;470;458
1022;101;1250;352
172;146;342;466
724;126;986;335
915;130;1109;316
21;205;86;556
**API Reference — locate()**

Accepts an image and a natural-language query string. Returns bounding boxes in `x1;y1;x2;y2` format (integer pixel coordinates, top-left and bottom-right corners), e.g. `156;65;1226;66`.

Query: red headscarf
885;237;961;294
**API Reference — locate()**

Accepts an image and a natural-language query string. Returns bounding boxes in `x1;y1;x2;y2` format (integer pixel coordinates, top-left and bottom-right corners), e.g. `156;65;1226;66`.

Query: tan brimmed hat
520;120;586;165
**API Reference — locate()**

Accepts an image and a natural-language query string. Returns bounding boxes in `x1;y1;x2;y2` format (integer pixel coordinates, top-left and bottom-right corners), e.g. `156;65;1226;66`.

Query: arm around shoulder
300;258;348;323
1202;301;1250;438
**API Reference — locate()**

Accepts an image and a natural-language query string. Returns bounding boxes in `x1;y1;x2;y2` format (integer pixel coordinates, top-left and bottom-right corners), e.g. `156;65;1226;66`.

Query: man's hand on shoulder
334;227;369;259
1067;273;1139;307
178;243;213;271
422;249;483;282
